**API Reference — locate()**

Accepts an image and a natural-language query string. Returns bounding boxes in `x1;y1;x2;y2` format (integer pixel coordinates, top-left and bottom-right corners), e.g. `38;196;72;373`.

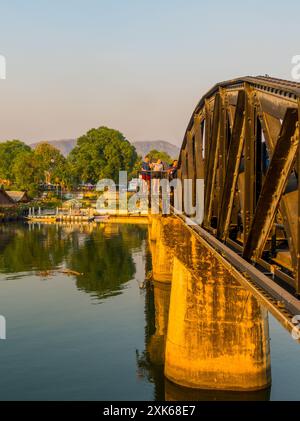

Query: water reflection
136;281;166;401
0;223;72;274
0;222;147;300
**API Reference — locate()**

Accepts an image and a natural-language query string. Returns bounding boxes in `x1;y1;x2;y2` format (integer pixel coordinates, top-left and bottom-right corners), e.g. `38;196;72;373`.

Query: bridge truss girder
178;76;300;294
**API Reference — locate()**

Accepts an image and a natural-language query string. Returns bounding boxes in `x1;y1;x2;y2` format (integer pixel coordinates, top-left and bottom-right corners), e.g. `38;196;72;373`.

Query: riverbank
0;208;25;223
0;197;64;223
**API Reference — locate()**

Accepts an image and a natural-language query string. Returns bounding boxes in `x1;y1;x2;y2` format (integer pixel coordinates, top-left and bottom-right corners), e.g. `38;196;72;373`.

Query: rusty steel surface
177;76;300;295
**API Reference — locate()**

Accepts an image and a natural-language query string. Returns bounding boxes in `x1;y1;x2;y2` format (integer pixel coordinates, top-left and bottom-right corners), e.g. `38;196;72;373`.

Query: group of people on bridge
141;156;178;194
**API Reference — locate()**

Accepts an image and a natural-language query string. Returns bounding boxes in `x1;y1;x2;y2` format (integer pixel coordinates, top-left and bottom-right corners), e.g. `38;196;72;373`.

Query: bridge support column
148;215;160;242
149;216;176;283
165;239;271;392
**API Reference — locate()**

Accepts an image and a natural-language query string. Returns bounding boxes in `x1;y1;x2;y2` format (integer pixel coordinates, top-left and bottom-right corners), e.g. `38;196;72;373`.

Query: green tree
34;142;68;185
147;149;172;165
8;142;71;197
0;140;31;181
68;127;138;184
12;150;42;197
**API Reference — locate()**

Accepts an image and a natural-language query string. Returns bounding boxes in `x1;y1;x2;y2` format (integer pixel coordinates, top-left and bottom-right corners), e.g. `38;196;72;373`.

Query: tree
0;140;31;181
4;142;73;197
12;150;42;197
147;149;172;165
0;140;72;196
68;127;138;184
34;142;68;184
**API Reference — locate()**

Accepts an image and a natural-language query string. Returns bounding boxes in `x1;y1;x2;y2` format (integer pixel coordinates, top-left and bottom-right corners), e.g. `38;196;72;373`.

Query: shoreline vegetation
0;126;175;223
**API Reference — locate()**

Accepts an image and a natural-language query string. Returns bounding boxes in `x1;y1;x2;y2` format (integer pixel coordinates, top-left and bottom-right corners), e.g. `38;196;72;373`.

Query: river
0;222;299;401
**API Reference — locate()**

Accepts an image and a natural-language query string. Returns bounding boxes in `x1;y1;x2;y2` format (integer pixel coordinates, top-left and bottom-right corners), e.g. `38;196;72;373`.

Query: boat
94;215;110;222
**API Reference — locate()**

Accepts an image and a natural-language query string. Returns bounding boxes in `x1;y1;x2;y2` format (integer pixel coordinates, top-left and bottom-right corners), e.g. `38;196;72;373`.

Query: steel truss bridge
176;76;300;325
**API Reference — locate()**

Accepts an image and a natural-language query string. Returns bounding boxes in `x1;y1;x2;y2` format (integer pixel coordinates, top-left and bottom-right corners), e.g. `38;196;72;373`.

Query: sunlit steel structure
178;76;300;294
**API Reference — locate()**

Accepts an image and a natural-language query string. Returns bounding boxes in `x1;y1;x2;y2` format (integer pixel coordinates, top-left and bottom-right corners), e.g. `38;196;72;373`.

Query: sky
0;0;299;146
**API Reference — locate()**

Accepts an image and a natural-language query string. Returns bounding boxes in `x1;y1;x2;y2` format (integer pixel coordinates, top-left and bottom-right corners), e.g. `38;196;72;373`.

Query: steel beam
194;115;205;179
218;89;228;210
217;90;245;240
243;108;299;263
243;84;257;243
260;112;281;152
204;99;211;181
186;131;196;207
258;101;298;276
204;94;221;227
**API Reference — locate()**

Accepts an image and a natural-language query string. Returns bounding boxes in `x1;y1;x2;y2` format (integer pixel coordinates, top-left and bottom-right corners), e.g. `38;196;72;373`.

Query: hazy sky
0;0;299;146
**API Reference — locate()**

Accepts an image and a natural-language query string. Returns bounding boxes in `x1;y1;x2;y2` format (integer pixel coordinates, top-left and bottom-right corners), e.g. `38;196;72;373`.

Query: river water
0;222;299;401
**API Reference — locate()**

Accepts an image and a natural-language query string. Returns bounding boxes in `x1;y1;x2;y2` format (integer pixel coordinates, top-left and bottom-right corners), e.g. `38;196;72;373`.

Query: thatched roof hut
6;191;30;203
0;190;15;207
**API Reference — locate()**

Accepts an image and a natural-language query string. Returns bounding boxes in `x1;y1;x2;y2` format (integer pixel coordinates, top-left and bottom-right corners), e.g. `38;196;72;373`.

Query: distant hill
132;141;180;159
30;139;180;159
30;139;77;156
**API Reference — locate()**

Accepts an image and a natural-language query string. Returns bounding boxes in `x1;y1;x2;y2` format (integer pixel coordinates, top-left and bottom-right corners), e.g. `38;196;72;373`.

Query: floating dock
26;214;149;225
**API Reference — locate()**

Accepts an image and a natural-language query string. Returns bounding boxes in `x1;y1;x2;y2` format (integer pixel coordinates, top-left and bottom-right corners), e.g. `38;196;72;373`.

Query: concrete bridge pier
164;234;271;392
149;216;176;283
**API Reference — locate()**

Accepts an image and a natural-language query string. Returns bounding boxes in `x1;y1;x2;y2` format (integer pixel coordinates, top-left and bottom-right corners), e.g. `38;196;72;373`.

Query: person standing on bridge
141;156;152;193
152;159;164;195
168;160;178;180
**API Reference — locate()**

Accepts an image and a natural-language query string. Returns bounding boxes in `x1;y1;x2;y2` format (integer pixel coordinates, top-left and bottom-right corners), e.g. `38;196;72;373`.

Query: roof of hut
0;190;15;206
6;191;29;203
